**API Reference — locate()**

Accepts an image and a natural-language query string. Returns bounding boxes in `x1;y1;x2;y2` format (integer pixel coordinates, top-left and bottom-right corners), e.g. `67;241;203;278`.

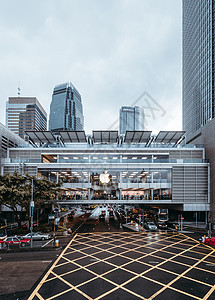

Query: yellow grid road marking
29;232;215;300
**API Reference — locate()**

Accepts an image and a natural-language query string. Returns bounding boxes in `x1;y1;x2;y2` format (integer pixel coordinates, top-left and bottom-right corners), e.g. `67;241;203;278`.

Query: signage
99;173;110;184
181;216;184;221
48;214;55;220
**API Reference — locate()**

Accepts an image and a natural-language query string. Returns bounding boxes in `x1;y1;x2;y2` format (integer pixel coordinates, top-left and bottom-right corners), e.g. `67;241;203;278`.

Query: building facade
49;82;84;132
0;122;27;170
6;97;47;138
0;130;210;221
119;106;144;135
182;0;215;223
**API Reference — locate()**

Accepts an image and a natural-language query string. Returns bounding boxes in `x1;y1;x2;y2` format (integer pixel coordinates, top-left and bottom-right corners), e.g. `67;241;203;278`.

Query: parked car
3;236;30;247
144;222;157;231
22;232;51;241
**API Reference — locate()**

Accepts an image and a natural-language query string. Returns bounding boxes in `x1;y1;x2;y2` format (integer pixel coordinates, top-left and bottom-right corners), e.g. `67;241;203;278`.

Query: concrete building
119;106;144;135
6;97;47;138
0;122;27;170
0;130;210;222
182;0;215;223
49;82;84;132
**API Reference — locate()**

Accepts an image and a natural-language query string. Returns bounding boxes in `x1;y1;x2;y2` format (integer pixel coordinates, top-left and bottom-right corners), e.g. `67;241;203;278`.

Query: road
1;205;215;300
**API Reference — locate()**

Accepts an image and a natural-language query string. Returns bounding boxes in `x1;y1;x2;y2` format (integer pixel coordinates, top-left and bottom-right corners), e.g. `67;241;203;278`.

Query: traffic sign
181;216;184;220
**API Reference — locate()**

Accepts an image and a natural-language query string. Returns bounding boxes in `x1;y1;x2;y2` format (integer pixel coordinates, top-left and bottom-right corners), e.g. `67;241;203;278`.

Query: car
22;232;51;241
144;222;157;231
99;214;105;221
156;221;168;230
164;221;179;230
3;236;30;247
0;233;7;240
199;236;215;246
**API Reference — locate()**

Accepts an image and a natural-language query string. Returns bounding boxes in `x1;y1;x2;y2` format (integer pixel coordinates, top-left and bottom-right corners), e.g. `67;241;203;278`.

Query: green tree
0;172;61;226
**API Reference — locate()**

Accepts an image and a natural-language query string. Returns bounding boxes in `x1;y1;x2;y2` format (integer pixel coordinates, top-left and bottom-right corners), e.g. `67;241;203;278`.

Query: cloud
0;0;182;134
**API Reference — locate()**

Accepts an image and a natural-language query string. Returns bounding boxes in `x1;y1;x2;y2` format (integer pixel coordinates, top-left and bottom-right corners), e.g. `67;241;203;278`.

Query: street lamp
29;178;34;249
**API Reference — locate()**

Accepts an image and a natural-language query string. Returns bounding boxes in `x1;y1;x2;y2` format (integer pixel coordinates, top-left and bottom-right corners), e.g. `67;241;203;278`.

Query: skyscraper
183;0;215;142
6;97;47;138
119;106;144;134
183;0;215;224
49;82;84;132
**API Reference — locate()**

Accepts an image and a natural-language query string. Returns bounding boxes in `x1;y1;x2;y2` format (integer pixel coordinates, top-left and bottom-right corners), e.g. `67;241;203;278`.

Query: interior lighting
93;157;98;159
132;157;137;159
122;157;128;159
73;157;79;159
142;157;147;159
63;157;69;160
113;157;118;159
103;157;108;159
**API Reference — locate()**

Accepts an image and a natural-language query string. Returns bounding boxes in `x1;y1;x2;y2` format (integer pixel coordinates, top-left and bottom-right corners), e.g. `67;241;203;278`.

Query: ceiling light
63;157;69;159
132;157;137;159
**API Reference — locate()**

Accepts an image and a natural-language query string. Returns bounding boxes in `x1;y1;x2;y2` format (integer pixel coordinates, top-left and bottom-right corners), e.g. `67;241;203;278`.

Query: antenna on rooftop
18;82;21;97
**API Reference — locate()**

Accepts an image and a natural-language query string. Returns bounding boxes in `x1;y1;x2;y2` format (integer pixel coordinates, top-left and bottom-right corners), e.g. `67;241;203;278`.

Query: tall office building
49;82;84;132
6;97;47;138
183;0;215;223
119;106;144;134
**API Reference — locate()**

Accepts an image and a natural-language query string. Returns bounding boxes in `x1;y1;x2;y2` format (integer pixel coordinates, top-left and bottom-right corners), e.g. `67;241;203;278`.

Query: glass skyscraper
119;106;144;134
183;0;215;141
183;0;215;224
49;82;84;132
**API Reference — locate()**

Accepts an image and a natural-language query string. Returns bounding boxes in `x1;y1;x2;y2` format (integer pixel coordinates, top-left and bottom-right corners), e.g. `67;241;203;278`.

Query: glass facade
119;106;144;134
183;0;215;140
49;82;84;131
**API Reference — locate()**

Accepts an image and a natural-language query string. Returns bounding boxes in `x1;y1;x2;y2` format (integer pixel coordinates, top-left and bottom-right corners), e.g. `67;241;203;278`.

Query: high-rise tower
49;82;84;132
6;97;47;138
119;106;144;135
183;0;215;141
183;0;215;224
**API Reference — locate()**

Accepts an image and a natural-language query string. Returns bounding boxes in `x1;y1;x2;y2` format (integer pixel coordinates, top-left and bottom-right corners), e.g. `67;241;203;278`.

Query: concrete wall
186;118;215;223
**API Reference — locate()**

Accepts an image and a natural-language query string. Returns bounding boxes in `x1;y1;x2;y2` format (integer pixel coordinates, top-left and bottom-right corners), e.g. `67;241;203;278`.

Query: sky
0;0;182;134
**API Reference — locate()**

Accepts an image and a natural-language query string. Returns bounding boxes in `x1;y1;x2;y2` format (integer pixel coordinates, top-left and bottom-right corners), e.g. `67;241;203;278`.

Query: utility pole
30;178;34;249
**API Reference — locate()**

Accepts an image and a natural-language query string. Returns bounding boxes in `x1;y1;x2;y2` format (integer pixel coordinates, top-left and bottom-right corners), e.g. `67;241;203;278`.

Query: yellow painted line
36;292;44;300
203;284;215;300
28;234;78;300
49;270;92;300
149;248;215;300
47;287;74;300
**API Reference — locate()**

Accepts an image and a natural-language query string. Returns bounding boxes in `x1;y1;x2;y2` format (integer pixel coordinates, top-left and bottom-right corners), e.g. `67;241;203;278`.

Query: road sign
181;216;184;221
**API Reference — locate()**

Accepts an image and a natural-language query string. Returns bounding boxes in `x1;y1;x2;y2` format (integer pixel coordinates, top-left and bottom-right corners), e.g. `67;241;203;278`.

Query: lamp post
30;178;34;249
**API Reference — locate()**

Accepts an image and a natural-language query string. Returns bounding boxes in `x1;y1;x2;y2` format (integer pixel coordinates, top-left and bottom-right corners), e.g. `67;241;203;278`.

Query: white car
23;232;50;241
144;222;157;231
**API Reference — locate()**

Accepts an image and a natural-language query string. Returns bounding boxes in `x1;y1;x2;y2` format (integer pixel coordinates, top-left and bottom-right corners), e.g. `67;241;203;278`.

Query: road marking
42;261;52;263
28;234;78;300
29;232;215;300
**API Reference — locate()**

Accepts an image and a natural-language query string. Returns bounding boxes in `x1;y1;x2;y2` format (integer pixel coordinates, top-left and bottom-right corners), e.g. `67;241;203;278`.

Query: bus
157;209;169;222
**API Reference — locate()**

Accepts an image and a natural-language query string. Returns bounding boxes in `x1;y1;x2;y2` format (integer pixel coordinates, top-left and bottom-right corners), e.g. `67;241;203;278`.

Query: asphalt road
1;206;215;300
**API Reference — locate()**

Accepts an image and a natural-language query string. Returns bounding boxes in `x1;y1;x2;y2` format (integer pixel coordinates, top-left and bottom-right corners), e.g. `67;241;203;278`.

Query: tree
0;172;61;226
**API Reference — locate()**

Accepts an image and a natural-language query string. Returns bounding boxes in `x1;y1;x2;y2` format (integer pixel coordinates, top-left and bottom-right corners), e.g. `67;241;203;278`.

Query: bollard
55;239;59;248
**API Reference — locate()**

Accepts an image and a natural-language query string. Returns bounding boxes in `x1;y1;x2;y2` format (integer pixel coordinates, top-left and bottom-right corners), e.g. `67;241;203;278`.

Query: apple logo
99;172;110;184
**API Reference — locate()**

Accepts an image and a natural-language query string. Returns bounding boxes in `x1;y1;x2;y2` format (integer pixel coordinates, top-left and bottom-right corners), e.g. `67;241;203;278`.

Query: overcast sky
0;0;182;134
